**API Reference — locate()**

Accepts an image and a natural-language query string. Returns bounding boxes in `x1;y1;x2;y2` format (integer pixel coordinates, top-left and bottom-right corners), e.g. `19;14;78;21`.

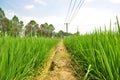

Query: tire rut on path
43;40;76;80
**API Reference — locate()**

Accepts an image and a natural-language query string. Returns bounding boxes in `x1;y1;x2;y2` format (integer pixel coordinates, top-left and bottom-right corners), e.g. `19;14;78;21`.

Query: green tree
0;8;5;19
48;24;55;37
1;18;10;36
40;23;48;37
40;23;55;37
57;30;64;38
25;20;39;37
0;8;7;36
10;15;23;37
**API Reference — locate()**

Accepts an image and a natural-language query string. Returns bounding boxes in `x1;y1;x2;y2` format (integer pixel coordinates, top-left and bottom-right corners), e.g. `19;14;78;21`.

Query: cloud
70;7;119;34
20;16;65;32
39;16;65;32
20;16;39;25
34;0;47;6
16;8;119;34
110;0;120;3
85;0;94;2
8;6;119;34
5;10;16;19
25;5;35;10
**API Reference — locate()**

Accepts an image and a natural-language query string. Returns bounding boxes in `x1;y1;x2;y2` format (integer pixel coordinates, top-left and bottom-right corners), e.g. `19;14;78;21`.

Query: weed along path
37;40;76;80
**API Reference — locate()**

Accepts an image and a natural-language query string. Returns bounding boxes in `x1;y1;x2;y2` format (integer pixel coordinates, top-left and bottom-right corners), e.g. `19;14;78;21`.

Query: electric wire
65;0;72;23
65;0;85;23
67;0;77;23
69;0;85;23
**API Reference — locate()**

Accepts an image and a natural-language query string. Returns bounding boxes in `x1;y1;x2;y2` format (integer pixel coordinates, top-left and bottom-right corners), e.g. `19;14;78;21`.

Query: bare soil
34;40;76;80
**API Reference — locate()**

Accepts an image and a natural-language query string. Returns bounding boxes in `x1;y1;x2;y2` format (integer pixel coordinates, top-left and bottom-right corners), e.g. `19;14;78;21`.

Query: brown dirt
34;40;76;80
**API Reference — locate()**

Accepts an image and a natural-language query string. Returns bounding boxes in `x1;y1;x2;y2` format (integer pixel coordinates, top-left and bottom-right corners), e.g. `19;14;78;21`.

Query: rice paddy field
0;37;59;80
64;18;120;80
0;18;120;80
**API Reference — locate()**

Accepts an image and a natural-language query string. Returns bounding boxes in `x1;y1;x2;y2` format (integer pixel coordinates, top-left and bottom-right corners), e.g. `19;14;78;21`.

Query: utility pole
77;26;79;33
64;23;69;33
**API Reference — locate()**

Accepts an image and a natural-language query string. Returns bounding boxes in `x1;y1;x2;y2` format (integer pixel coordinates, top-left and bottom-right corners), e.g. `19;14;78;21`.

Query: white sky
0;0;120;34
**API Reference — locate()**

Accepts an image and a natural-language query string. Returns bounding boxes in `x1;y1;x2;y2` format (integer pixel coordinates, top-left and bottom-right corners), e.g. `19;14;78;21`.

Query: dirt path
34;40;76;80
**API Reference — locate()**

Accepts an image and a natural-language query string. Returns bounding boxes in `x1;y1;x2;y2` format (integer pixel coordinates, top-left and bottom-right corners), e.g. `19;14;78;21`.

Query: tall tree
0;8;7;36
40;23;55;37
10;15;23;37
48;24;55;37
25;20;39;37
57;30;64;38
1;18;10;35
0;8;5;19
40;23;48;37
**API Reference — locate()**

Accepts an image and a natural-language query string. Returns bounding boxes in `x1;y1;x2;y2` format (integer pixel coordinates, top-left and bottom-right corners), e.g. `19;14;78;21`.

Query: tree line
0;8;74;38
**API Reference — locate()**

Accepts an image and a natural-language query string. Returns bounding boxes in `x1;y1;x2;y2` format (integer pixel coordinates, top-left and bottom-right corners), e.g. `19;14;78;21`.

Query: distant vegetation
0;8;73;38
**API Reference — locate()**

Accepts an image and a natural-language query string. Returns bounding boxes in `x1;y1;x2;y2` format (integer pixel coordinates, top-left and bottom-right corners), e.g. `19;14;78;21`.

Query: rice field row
64;32;120;80
0;37;59;80
64;22;120;79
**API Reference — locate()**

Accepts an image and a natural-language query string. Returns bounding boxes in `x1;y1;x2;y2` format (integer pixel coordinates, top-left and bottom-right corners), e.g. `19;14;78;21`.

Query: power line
65;0;85;23
67;0;77;23
64;0;85;33
65;0;72;23
69;0;85;23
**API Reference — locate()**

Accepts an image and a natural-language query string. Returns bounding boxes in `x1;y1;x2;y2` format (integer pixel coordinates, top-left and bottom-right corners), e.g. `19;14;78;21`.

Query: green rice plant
64;19;120;80
116;16;120;34
0;37;59;80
